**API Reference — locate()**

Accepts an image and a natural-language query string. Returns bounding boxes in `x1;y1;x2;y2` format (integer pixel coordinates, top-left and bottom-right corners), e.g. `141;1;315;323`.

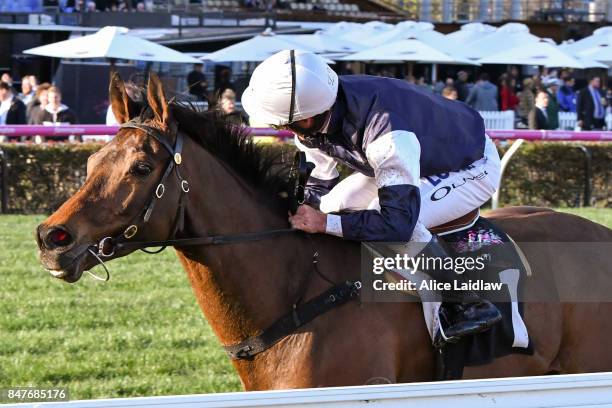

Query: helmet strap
288;49;296;124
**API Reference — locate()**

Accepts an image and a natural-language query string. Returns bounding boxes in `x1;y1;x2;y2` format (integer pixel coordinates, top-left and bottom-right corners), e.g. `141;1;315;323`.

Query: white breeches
319;136;501;231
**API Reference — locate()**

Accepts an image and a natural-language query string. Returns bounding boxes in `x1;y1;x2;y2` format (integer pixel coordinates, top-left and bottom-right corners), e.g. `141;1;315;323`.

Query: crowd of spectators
1;0;156;12
0;73;77;127
398;67;610;131
1;65;609;142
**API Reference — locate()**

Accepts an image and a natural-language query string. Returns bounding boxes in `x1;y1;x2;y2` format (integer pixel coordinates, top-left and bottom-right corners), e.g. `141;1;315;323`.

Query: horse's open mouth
42;244;96;283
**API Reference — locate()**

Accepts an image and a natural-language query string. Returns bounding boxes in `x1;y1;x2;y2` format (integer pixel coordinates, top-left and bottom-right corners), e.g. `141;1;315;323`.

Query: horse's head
36;73;185;283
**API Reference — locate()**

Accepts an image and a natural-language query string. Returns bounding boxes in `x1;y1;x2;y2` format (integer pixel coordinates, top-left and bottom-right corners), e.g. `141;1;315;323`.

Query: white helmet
241;50;338;126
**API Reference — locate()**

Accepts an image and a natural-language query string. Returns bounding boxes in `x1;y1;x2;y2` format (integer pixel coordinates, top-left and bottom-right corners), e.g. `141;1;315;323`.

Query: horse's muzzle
36;223;92;283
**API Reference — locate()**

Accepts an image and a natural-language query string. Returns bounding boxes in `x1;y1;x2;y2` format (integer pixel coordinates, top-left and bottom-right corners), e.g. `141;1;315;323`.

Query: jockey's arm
294;111;422;242
327;111;421;242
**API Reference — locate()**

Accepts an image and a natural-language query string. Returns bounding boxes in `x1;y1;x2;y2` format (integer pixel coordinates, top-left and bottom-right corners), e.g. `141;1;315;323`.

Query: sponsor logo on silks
429;170;489;201
424;164;477;187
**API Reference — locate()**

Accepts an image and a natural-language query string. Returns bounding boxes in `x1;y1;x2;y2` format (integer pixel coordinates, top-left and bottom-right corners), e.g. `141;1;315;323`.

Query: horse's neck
175;140;305;346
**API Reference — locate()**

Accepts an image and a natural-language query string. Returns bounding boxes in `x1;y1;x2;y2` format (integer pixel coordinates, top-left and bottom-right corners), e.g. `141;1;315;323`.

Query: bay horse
36;74;612;390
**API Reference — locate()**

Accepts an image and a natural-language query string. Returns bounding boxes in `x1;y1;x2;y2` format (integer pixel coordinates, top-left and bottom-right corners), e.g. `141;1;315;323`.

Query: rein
87;117;361;360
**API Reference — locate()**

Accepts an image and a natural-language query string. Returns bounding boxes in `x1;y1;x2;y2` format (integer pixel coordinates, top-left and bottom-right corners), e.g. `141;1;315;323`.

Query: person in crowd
466;73;498;111
508;66;522;94
544;78;560;130
454;70;470;102
528;90;550;130
557;76;576;113
106;82;141;125
242;50;503;347
606;86;612;117
433;77;451;95
36;86;78;125
416;76;432;93
517;77;535;125
1;73;13;87
187;63;208;101
18;75;36;105
540;68;557;87
441;86;457;100
28;75;38;90
218;89;248;126
215;67;236;98
532;75;544;94
0;81;26;125
27;83;50;124
577;75;606;130
339;63;354;76
499;74;519;112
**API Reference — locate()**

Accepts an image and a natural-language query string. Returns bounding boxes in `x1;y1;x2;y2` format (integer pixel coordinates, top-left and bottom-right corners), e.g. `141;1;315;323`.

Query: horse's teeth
48;269;66;278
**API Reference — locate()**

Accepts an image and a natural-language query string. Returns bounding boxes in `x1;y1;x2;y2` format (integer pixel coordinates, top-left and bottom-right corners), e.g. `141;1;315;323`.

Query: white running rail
5;372;612;408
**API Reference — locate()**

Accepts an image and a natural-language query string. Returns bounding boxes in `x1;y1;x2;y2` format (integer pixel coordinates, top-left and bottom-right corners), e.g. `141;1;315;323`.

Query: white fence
480;110;612;131
5;372;612;408
479;110;515;130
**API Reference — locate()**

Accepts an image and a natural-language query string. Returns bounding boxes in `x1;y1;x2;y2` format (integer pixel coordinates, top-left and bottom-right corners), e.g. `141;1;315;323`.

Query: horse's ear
109;71;136;124
146;73;169;127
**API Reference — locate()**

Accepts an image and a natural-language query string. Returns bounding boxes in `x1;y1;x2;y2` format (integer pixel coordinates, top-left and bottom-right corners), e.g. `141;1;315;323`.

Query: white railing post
491;138;525;209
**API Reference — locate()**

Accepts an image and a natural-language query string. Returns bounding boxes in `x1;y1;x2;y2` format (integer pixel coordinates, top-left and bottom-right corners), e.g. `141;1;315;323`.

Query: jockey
242;50;502;346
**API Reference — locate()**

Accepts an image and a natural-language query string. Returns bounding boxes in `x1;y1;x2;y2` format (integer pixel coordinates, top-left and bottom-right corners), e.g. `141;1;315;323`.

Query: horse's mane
136;100;292;212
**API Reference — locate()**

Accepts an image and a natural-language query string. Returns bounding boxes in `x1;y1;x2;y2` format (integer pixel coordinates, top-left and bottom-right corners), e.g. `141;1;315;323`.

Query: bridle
84;115;361;361
87;117;296;280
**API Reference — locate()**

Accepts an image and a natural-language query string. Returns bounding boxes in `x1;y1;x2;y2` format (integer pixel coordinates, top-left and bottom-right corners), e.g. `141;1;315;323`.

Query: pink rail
486;129;612;141
0;125;294;139
1;126;612;142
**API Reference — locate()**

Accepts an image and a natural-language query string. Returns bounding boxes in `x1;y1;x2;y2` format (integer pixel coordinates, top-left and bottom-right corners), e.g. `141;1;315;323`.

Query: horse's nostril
44;226;73;249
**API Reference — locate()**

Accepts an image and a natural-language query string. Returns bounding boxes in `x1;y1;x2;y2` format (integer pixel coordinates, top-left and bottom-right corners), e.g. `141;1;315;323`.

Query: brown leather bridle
85;117;361;362
89;118;296;280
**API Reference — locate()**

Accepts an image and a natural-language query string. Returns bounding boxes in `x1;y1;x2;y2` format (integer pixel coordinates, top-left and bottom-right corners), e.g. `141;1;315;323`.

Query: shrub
0;141;609;214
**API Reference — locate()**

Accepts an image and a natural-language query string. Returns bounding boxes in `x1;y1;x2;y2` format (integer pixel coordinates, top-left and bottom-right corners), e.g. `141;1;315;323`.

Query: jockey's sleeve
294;136;340;209
326;111;421;241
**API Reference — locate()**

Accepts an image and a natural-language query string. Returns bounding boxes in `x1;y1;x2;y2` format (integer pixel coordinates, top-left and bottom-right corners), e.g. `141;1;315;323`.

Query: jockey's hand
288;205;327;234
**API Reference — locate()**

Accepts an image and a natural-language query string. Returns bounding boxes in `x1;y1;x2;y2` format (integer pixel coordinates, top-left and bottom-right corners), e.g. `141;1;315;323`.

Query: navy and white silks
296;75;501;242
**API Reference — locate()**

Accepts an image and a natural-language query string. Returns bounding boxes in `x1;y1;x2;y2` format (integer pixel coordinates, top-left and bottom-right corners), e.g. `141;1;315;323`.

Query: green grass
556;207;612;228
0;209;610;400
0;215;241;400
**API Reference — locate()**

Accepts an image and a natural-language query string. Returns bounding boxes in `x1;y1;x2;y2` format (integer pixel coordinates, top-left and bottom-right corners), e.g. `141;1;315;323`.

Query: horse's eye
130;162;153;178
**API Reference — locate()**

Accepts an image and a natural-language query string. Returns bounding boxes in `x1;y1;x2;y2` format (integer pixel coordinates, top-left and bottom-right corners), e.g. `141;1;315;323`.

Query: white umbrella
573;53;608;68
203;29;321;62
362;21;474;63
339;21;394;44
280;32;366;54
360;20;419;47
339;37;478;65
23;26;200;63
561;27;612;56
576;43;612;65
460;22;540;60
446;22;496;44
479;39;586;68
321;21;363;37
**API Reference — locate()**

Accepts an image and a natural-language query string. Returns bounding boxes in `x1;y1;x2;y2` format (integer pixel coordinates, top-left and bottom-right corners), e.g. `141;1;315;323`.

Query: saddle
367;214;534;380
430;209;480;235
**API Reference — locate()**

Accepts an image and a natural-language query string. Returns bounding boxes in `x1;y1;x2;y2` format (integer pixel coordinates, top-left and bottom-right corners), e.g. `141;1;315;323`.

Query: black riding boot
418;236;502;348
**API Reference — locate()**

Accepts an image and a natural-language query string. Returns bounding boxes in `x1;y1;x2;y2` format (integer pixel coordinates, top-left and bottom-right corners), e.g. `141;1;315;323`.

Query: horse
36;73;612;390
